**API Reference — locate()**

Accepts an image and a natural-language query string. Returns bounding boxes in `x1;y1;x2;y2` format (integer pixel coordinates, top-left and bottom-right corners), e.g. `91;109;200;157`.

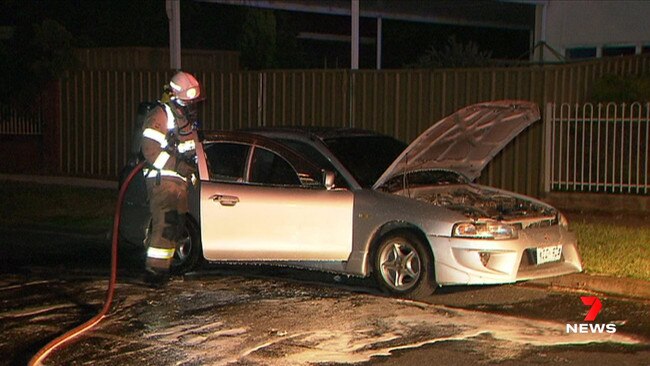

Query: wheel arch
185;212;200;232
170;212;204;275
366;221;435;276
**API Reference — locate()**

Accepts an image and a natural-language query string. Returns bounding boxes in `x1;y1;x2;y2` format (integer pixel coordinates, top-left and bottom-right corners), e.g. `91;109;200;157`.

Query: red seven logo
581;296;602;321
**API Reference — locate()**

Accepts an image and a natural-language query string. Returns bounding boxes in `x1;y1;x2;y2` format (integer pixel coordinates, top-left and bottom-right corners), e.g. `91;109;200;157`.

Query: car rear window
274;138;349;188
249;147;301;186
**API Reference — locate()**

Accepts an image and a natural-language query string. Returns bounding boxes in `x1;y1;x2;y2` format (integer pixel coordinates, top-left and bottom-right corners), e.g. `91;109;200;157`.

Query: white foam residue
0;303;74;320
161;296;641;366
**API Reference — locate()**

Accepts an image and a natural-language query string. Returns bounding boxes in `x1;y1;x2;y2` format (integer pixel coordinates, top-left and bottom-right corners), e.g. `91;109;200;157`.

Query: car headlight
452;221;518;240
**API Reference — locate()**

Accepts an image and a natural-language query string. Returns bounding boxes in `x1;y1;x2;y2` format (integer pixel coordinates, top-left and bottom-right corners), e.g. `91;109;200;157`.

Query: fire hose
28;161;147;366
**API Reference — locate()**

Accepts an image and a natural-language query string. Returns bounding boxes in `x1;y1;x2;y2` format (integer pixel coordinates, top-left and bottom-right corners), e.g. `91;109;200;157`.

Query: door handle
209;194;240;206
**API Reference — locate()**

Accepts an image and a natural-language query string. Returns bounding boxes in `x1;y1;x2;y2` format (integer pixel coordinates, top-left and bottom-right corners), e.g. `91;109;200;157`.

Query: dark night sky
1;0;531;69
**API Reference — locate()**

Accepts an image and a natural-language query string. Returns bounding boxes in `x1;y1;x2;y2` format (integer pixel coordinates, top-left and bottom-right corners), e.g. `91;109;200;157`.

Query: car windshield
323;135;407;188
379;169;470;192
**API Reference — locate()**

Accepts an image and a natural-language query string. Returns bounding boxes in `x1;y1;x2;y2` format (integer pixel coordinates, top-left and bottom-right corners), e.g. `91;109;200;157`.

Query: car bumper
429;226;582;286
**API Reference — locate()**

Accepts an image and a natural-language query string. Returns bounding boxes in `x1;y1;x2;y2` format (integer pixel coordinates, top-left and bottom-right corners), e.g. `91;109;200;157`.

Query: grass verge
0;180;117;234
571;220;650;281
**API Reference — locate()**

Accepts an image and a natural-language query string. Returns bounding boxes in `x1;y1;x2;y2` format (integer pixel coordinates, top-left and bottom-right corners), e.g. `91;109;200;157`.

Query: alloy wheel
378;240;422;292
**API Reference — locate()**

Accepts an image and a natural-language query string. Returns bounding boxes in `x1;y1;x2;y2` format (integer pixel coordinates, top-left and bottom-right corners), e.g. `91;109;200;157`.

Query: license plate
536;245;562;264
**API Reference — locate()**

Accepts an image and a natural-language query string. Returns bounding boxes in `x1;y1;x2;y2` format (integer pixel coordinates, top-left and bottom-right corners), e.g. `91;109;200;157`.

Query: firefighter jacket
141;103;197;182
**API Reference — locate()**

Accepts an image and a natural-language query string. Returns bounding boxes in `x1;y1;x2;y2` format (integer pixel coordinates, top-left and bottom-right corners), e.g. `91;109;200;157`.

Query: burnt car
119;100;582;299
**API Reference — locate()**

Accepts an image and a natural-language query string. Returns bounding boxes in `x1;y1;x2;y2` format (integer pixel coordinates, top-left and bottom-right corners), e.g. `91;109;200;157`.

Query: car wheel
170;217;203;275
373;232;436;299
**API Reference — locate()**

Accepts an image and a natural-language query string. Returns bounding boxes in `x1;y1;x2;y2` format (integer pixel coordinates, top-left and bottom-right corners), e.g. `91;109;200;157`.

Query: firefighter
141;71;203;283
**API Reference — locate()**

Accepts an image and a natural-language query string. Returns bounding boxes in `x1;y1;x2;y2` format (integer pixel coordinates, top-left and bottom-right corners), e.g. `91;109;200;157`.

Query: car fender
344;189;465;276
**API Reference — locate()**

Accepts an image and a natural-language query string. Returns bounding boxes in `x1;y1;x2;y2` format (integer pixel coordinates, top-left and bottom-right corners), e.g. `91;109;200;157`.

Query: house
532;0;650;62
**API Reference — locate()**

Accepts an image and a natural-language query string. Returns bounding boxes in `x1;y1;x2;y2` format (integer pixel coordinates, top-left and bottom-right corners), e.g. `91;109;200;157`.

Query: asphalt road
0;228;649;366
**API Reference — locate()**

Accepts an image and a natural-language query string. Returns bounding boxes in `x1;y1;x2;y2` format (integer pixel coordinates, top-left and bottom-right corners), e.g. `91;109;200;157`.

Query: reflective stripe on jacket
143;168;188;182
141;102;194;181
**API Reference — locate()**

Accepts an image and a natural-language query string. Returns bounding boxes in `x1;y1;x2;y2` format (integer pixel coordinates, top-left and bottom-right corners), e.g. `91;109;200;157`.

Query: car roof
242;126;390;140
199;130;317;163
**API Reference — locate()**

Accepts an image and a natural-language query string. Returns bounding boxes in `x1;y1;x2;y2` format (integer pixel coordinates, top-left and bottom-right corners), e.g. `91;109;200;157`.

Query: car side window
204;142;250;182
249;147;301;186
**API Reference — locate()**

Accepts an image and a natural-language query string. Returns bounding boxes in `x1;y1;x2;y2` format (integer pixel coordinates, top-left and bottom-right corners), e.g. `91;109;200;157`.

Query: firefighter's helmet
169;71;203;106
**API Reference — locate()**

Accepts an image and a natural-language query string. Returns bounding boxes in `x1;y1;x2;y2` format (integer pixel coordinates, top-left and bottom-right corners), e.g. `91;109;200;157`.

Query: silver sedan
120;100;582;299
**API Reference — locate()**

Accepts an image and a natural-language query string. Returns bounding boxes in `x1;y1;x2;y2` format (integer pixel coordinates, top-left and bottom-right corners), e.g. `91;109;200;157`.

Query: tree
273;11;306;69
239;9;277;70
1;18;75;112
408;35;493;69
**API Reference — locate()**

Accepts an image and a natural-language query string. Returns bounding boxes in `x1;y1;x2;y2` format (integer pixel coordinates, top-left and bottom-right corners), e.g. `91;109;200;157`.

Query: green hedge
590;74;650;103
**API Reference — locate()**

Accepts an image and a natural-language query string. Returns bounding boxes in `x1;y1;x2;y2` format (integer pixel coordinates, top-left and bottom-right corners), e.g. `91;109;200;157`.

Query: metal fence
545;102;650;195
58;67;552;189
19;53;650;196
59;70;176;177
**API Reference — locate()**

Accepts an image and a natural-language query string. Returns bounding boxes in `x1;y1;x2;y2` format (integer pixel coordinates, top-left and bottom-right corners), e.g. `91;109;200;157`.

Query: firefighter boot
144;257;171;288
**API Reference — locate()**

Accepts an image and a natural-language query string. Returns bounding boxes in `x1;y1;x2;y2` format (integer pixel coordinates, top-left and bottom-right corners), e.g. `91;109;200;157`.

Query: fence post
349;70;356;128
543;102;553;194
257;72;265;127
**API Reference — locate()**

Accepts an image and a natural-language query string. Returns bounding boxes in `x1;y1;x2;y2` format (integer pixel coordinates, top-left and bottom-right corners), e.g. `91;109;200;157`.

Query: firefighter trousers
145;177;189;273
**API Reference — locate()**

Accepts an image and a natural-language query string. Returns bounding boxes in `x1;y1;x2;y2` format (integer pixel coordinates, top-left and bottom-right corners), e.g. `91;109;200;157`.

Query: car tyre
373;231;436;300
170;217;203;275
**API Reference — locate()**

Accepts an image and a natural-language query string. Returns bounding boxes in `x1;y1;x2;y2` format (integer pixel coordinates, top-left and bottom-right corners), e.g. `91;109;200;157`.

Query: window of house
565;47;597;60
602;45;636;57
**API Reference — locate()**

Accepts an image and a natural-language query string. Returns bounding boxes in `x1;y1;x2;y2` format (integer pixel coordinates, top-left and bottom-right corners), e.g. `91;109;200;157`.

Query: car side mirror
322;170;336;190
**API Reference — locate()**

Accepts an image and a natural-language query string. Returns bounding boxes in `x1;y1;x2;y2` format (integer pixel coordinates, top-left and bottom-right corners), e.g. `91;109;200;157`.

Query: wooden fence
6;54;650;197
0;104;43;135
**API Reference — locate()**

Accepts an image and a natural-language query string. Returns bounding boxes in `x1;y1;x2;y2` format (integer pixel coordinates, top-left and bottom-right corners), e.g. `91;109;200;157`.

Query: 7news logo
566;296;617;334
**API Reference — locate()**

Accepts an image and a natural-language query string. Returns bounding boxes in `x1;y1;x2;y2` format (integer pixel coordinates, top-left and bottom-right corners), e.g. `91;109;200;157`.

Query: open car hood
373;100;540;189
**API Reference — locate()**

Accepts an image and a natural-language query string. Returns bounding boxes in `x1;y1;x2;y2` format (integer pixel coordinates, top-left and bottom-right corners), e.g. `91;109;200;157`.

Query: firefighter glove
175;159;197;179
